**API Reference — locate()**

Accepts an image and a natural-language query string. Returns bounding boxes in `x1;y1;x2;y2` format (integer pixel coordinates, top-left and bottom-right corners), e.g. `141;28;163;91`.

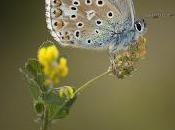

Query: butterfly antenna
144;12;175;19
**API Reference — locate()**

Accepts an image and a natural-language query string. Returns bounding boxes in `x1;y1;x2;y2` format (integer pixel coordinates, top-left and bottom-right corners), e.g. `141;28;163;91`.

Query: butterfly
45;0;147;53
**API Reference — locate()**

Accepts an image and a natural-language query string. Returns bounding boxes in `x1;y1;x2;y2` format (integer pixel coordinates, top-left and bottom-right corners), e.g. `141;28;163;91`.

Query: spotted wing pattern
45;0;135;49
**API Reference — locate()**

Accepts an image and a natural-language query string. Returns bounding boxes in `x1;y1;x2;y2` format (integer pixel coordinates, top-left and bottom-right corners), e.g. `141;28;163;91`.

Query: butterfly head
126;18;147;47
134;18;147;37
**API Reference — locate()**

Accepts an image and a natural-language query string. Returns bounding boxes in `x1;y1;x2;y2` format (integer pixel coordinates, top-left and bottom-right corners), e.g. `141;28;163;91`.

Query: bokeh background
1;0;175;130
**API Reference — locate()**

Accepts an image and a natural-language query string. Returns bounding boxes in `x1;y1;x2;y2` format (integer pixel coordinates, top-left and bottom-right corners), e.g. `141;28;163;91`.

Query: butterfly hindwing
45;0;135;49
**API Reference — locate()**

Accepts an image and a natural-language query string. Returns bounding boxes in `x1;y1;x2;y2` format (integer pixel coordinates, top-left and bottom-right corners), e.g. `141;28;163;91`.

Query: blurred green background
1;0;175;130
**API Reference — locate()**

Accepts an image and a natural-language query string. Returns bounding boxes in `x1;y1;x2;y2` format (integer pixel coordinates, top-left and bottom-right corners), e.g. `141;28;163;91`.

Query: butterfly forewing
45;0;135;49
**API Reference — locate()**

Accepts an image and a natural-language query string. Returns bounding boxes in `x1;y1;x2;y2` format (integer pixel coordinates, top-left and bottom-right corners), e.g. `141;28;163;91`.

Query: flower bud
59;86;75;99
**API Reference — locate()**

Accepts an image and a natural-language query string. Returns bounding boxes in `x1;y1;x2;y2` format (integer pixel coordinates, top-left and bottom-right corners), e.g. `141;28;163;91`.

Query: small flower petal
46;45;59;61
38;48;47;65
58;57;68;77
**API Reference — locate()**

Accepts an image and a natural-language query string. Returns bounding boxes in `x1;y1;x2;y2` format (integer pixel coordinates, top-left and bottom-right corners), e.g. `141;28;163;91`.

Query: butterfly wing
111;0;135;29
45;0;135;49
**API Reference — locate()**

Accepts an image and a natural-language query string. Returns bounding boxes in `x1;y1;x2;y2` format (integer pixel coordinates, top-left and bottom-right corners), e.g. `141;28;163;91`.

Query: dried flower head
109;37;147;79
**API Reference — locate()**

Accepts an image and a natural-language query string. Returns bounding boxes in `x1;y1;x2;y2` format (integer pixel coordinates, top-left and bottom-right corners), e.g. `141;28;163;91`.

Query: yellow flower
37;45;68;86
38;48;48;66
59;57;67;66
38;45;59;66
57;57;68;77
46;46;59;62
59;86;74;99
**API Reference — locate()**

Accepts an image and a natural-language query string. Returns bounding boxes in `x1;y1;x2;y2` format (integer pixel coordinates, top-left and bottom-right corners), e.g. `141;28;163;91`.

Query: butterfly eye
107;11;113;18
96;0;104;7
85;0;92;5
72;0;80;6
135;22;143;32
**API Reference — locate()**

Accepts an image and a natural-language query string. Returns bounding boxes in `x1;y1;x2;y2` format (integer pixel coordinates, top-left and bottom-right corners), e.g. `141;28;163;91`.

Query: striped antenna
144;12;175;19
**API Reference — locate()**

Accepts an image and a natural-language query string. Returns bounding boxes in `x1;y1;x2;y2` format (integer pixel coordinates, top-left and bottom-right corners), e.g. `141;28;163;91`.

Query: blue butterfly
45;0;146;53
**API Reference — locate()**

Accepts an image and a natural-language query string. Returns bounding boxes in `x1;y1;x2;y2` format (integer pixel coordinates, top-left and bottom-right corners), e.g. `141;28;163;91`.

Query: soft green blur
1;0;175;130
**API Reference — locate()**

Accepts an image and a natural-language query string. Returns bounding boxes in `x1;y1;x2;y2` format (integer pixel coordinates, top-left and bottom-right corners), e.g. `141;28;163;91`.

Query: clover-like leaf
48;97;76;120
20;59;45;99
34;98;44;114
25;59;45;88
43;88;76;120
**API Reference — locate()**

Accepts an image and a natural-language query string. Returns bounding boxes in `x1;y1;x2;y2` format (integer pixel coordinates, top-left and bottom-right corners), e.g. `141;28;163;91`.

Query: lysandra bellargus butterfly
45;0;146;53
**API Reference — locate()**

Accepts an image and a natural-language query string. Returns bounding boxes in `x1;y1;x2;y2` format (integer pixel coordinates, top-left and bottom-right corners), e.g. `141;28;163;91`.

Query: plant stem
40;105;49;130
74;70;111;95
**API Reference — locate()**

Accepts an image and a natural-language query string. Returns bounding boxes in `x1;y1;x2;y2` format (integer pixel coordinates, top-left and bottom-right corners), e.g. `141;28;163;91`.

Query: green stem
74;70;111;95
40;105;49;130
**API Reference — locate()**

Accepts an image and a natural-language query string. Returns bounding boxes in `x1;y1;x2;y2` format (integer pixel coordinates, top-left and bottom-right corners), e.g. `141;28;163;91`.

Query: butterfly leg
108;45;120;78
108;44;116;62
108;42;120;60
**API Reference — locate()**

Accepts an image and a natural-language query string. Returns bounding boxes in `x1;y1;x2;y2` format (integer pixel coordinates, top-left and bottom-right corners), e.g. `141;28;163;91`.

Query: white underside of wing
45;0;136;49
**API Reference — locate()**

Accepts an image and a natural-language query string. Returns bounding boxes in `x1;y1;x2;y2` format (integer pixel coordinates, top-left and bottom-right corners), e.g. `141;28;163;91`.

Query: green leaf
25;59;45;89
48;97;76;120
43;90;64;105
20;68;41;100
34;99;44;114
20;59;45;99
43;89;77;120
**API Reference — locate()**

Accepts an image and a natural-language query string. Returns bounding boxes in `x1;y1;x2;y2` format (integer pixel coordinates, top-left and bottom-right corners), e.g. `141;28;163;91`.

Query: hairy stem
74;70;111;95
40;105;49;130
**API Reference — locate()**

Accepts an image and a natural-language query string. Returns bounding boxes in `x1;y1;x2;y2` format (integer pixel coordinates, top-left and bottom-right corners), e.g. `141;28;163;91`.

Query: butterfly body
45;0;146;53
109;18;146;52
